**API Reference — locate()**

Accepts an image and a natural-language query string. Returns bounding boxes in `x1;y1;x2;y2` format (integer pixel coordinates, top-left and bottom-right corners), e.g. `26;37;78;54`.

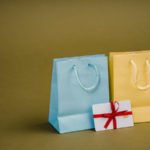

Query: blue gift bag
48;55;110;133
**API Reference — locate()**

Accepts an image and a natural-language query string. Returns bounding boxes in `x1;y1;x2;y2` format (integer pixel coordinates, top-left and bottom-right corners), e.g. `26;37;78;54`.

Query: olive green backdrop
0;0;150;150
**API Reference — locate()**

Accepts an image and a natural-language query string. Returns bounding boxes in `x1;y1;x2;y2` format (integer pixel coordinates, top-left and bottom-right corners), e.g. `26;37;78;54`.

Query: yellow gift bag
109;50;150;123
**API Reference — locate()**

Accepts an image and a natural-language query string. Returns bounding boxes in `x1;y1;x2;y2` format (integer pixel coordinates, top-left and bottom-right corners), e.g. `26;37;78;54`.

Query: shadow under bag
48;55;110;133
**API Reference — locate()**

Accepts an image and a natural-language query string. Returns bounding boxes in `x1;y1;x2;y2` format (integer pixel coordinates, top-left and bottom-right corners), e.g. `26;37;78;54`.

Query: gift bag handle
130;59;150;90
72;64;100;92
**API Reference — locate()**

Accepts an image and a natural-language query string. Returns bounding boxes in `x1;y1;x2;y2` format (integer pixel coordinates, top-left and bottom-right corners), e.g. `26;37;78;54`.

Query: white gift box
92;101;134;131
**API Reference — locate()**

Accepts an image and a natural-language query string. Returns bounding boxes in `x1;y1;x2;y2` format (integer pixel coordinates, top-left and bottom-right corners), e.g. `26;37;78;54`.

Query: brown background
0;0;150;150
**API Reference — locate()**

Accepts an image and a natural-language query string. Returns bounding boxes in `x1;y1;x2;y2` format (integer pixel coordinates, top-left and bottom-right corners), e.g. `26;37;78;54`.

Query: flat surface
0;1;150;150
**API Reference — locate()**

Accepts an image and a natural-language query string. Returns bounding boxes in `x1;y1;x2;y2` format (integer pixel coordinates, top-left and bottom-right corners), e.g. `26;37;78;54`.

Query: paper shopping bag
48;55;110;133
109;50;150;123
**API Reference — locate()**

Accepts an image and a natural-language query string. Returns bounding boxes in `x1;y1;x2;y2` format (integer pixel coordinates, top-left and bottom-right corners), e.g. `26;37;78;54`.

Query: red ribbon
93;101;132;129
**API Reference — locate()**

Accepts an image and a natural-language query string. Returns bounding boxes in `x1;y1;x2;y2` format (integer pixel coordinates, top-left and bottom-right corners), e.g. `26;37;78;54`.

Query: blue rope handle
72;64;100;92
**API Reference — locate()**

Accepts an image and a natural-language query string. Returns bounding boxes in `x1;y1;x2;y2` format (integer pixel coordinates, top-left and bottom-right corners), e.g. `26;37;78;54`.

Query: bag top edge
53;54;107;61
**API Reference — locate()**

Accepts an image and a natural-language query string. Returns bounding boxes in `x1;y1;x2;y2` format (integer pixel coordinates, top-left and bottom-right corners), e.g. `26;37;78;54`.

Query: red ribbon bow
93;101;132;129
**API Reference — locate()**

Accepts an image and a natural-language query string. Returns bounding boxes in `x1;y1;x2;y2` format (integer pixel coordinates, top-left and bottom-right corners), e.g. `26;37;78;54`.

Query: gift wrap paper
92;101;134;131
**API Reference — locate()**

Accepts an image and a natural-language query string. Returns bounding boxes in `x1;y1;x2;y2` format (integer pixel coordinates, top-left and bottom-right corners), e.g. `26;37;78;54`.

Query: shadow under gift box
48;54;110;133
